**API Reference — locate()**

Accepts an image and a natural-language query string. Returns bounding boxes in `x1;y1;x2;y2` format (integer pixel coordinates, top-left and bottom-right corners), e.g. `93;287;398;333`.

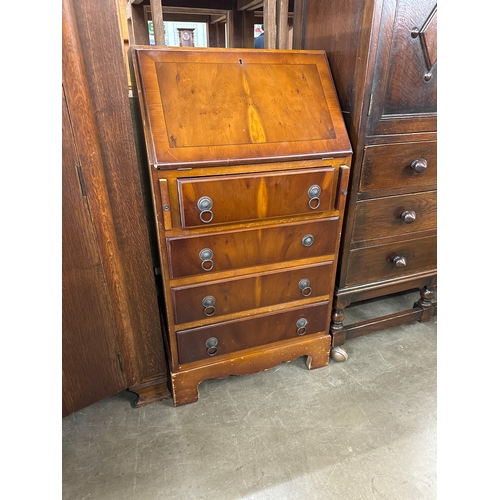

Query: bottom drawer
176;301;330;364
345;235;436;287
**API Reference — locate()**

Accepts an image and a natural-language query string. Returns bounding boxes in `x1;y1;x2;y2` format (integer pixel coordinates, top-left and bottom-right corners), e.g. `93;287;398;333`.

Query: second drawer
171;261;334;324
166;218;339;279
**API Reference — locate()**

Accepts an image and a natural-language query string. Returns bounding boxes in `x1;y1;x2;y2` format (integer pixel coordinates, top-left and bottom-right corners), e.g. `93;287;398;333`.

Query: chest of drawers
303;0;437;359
131;47;352;405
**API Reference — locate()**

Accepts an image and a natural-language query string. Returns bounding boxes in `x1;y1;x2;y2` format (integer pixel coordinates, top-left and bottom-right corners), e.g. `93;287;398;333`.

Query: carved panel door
367;0;437;136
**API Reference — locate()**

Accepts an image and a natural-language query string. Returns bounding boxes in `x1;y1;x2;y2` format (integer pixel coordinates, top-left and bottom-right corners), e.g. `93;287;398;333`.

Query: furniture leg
414;284;437;322
128;376;171;408
329;296;350;361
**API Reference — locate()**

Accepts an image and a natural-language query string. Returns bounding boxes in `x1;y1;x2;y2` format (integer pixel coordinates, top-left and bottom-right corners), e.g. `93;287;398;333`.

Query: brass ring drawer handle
308;184;321;210
410;158;428;173
197;196;214;223
205;337;218;356
199;248;214;271
401;210;416;223
298;278;312;297
392;256;407;267
296;318;308;336
302;234;314;247
202;295;216;317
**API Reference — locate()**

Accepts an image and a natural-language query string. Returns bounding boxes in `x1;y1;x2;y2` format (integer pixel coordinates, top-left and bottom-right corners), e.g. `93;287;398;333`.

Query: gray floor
62;291;437;500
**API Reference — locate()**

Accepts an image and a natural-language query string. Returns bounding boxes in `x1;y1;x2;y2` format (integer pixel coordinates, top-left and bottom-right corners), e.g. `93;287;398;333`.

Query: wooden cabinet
131;46;352;405
62;0;170;416
302;0;437;357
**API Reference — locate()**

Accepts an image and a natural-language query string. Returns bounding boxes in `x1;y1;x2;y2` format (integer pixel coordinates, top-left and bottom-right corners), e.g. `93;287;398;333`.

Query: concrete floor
62;291;437;500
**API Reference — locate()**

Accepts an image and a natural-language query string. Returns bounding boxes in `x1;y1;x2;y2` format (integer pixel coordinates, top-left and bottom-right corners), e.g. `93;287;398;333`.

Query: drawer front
166;218;339;279
351;191;437;243
176;301;330;364
177;167;339;228
171;262;334;324
359;142;436;194
345;235;436;287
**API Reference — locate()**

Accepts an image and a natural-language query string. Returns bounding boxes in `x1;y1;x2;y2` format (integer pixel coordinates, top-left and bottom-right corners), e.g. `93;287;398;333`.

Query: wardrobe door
62;91;127;417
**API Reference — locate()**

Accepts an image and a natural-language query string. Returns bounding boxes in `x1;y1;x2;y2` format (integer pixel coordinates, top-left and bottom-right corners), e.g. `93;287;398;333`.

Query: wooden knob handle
401;210;416;223
411;158;428;173
392;256;407;267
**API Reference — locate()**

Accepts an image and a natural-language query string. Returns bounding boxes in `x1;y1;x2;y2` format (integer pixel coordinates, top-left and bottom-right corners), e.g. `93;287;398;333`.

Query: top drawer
177;167;339;228
359;142;436;197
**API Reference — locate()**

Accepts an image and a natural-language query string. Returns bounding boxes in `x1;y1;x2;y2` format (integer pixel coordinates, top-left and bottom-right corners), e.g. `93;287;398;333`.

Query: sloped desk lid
132;46;352;169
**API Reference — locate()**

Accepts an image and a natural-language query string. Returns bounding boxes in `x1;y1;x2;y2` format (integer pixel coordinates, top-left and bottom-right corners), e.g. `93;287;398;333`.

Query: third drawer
345;235;437;287
171;261;334;324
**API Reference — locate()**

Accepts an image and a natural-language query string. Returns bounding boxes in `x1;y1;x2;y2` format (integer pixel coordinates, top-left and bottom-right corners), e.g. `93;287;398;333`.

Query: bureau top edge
151;151;353;171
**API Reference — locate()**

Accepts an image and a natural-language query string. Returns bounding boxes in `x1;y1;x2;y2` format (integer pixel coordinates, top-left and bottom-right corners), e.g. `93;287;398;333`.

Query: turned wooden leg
414;284;437;322
331;306;345;332
330;303;348;361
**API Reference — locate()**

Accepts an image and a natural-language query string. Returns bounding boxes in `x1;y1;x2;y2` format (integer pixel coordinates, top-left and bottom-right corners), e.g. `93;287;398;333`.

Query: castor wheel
331;346;348;362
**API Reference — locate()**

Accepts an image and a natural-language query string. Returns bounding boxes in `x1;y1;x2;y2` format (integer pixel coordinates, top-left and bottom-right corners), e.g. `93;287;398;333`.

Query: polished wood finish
133;47;351;168
176;302;330;364
303;0;437;350
62;0;170;416
167;218;339;279
176;167;339;227
131;46;352;404
171;262;334;325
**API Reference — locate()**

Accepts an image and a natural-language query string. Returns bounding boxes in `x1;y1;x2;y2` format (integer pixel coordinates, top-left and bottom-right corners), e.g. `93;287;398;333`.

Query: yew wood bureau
131;47;352;405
